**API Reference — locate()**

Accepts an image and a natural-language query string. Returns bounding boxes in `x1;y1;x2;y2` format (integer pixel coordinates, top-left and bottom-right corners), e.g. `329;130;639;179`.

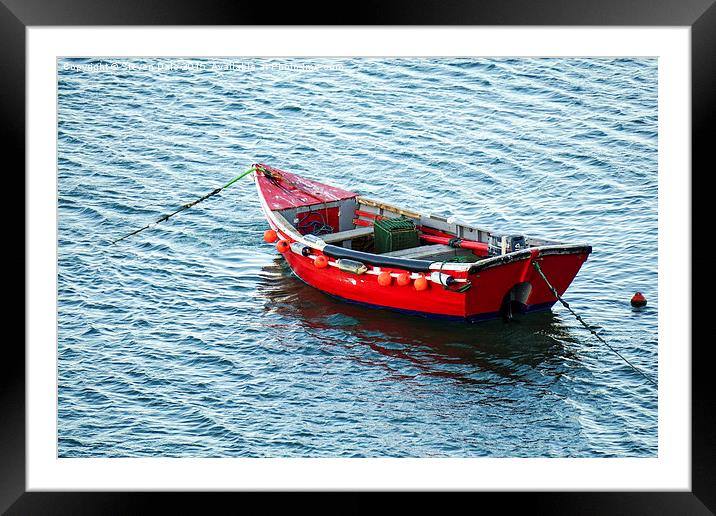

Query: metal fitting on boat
290;242;312;256
430;271;455;286
336;259;368;275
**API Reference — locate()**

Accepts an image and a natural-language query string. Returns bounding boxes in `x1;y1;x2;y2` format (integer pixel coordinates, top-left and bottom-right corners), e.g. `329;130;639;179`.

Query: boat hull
277;242;589;321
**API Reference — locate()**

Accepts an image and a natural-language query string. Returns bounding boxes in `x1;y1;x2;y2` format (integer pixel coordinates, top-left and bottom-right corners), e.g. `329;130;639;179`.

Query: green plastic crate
374;216;419;254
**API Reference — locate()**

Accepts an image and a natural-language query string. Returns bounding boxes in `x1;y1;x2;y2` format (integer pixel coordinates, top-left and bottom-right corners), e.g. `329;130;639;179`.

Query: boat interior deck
275;195;497;263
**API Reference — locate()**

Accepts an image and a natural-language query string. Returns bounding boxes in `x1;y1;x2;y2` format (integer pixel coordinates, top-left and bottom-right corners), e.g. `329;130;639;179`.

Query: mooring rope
111;166;256;245
531;261;657;388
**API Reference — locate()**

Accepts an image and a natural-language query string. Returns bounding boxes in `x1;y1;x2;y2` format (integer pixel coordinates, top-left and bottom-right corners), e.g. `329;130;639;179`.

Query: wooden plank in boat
320;226;374;244
381;244;453;259
357;196;421;219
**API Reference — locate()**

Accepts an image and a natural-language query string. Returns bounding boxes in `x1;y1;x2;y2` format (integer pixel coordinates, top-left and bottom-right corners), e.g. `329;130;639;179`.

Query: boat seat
381;244;453;260
320;226;374;244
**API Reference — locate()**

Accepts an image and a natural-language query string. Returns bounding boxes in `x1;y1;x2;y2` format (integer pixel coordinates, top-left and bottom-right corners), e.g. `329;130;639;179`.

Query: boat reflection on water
257;259;584;387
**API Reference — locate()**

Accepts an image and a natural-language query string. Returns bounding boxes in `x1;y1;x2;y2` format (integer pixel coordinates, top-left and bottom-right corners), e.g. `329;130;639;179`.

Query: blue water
57;57;658;457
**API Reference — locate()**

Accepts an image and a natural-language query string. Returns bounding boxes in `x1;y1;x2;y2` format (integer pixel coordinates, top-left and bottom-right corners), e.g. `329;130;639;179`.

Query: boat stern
464;245;592;320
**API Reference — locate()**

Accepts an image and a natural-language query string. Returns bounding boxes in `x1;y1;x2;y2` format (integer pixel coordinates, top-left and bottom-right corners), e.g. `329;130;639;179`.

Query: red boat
254;163;592;322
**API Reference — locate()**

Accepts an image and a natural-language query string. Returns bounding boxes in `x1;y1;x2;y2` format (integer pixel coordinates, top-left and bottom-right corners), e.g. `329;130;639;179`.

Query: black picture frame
4;1;711;514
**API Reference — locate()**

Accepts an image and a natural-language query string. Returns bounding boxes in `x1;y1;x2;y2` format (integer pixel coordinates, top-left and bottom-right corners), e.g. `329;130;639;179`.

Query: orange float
263;229;278;243
377;271;392;286
276;240;290;253
631;292;647;307
314;255;328;268
414;275;428;291
396;272;411;286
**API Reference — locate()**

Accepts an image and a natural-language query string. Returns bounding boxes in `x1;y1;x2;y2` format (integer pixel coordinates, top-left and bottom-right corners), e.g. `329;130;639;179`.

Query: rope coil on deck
531;261;657;388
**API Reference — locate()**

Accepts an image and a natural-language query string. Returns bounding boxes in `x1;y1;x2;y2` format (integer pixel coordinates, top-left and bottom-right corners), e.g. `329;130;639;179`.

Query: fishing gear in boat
296;209;333;236
531;261;657;388
437;256;473;293
111;166;256;244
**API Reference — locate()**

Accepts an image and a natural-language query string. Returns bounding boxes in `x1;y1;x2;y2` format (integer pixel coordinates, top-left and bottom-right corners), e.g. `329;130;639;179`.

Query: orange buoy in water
314;255;328;268
396;272;411;286
263;229;278;243
631;292;647;307
414;275;428;291
276;240;290;253
377;271;392;286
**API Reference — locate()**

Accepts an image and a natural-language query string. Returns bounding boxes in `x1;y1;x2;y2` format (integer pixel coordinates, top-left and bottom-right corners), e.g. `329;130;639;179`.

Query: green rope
223;167;256;189
112;166;256;245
